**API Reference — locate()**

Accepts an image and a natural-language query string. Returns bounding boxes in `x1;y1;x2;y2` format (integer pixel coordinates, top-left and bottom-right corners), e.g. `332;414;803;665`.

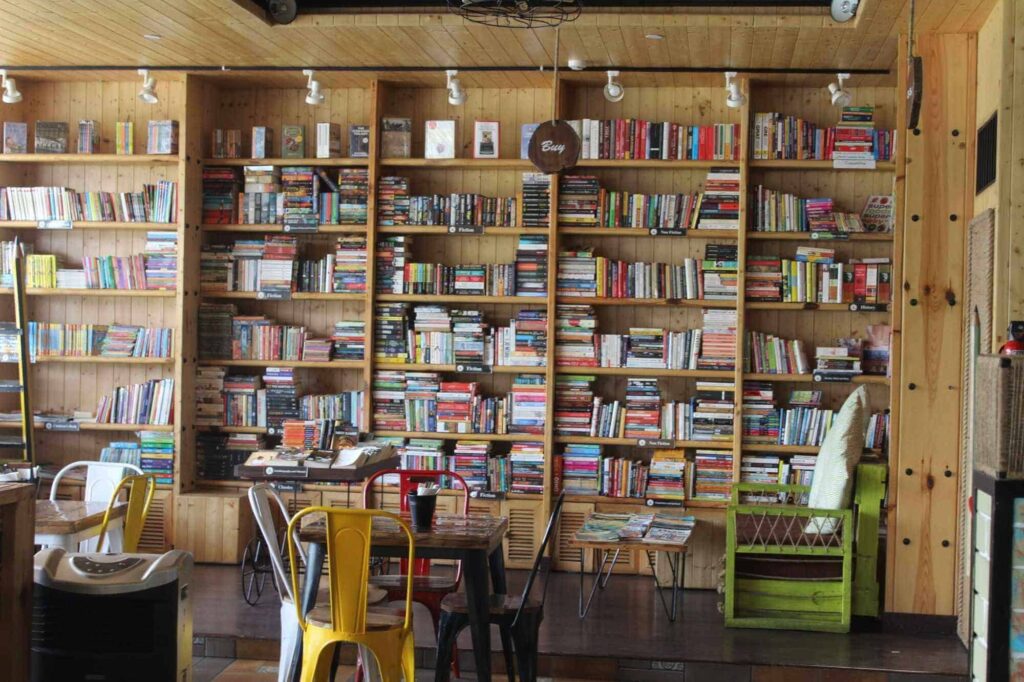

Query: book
77;120;98;154
425;120;456;159
316;122;342;158
146;120;179;155
520;123;539;159
861;194;895;232
252;126;272;158
474;121;499;159
349;124;370;157
281;124;306;158
35;121;69;153
381;117;412;158
116;121;134;155
3;122;27;154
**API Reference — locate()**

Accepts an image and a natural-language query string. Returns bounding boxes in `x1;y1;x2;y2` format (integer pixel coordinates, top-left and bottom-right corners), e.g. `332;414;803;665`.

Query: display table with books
572;511;696;622
234;439;399;483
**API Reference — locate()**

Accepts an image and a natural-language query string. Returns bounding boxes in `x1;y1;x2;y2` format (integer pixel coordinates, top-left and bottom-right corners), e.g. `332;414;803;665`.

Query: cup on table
407;488;438;531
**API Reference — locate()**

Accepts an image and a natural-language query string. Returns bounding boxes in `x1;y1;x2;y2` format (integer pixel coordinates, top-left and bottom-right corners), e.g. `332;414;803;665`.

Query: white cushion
805;386;869;532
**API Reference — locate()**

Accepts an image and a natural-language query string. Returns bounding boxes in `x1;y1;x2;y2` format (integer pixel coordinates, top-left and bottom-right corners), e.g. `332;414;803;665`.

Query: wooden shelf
33;356;174;366
746;231;894;242
199;290;366;302
555;366;735;379
748;159;896;171
0;288;176;298
376;294;545;305
196;425;267;434
198;359;365;369
202;157;369;167
0;221;175;231
566;494;726;509
555;297;735;308
375;362;546;375
377;225;548;236
742;444;886;455
200;223;367;234
570;159;729;169
555;435;733;449
1;421;175;432
558;227;737;239
742;372;890;385
0;153;181;165
746;301;890;312
379;158;534;170
374;430;541;443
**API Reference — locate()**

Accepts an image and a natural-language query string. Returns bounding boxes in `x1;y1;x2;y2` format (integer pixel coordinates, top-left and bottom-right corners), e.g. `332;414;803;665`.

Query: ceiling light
830;0;860;23
645;33;664;41
137;69;158;104
603;70;624;103
446;70;467;106
0;71;21;105
303;69;324;106
143;33;162;41
829;72;853;107
724;71;745;109
567;58;587;71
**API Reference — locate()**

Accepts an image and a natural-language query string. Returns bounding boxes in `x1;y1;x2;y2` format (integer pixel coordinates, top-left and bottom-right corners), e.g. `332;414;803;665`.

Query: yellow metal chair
95;474;157;553
287;507;416;682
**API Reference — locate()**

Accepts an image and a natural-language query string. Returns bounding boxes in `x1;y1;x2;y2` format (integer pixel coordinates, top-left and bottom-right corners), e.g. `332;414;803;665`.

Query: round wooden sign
528;120;581;173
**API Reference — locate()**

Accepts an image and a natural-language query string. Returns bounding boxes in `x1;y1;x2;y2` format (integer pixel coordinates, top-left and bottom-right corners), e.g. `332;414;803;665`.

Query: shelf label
273;481;303;493
264;466;309;478
38;219;72;230
283;222;318;234
257;290;291;301
849;302;888;312
812;371;854;383
645;498;684;508
832;158;877;170
449;225;484;235
471;490;506;501
266;426;279;436
46;421;80;432
810;231;849;241
636;437;673;448
455;363;491;374
649;228;686;237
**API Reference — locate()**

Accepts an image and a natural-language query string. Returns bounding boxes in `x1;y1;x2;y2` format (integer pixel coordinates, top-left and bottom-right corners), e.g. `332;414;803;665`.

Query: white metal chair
48;460;143;552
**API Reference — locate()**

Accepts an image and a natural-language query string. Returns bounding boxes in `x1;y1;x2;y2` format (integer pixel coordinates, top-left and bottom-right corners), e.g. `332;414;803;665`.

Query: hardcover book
381;117;412;158
425;119;455;159
520;123;539;159
316;122;341;158
77;120;98;154
348;124;370;158
474;121;499;159
281;125;306;158
252;126;272;158
3;122;27;154
34;121;69;154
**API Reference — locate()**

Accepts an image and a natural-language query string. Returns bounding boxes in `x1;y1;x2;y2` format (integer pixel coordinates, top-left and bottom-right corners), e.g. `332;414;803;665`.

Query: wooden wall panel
891;34;972;615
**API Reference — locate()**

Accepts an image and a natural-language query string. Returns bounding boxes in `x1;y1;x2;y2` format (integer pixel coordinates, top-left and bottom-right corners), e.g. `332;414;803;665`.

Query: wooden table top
0;482;33;506
35;499;126;535
299;513;508;558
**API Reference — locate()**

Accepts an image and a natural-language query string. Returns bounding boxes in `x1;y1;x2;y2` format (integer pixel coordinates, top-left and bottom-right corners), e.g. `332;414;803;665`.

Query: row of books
740;453;815;504
209;124;371;160
402;191;519;228
557;446;729;502
371;371;545;436
556;244;738;300
27;323;173;360
566;120;742;161
742;329;890;377
746;253;893;304
374;304;547;367
750;186;895;233
25;252;175;291
751;108;896;161
95;378;175;425
2;120;178;156
99;435;174;487
204;368;364;428
0;183;178;223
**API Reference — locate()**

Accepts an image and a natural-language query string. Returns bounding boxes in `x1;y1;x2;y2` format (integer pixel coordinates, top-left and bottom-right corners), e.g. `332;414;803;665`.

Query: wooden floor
192;565;968;681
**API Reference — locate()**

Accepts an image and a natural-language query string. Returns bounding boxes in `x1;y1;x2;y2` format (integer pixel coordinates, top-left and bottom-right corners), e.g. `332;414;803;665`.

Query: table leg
462;549;492;682
578;549;618;619
291;540;325;682
645;550;684;623
488;542;507;594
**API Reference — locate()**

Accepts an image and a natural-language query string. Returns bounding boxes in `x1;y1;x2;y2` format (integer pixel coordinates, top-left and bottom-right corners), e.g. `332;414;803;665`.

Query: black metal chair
433;491;566;682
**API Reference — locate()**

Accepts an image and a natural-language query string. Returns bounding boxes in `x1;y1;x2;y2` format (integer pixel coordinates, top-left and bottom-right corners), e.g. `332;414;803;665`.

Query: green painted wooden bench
724;462;887;633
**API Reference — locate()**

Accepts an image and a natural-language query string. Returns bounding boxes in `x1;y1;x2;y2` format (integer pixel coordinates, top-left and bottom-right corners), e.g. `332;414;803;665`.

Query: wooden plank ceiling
0;0;996;84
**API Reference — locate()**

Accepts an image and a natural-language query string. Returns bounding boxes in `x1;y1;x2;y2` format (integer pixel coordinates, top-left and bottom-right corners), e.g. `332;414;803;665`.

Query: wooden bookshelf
197;359;365;370
0;221;174;231
374;430;541;443
200;224;367;234
32;356;175;366
380;363;546;375
199;291;366;302
748;159;896;171
558;227;738;239
0;422;175;432
378;225;548;236
746;302;891;312
554;297;735;308
0;288;177;298
555;366;734;379
202;157;369;167
375;294;544;305
0;153;181;165
747;232;894;242
379;158;534;170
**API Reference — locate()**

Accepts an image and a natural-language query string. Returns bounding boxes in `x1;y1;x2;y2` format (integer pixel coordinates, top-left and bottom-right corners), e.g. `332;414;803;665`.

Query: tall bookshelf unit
2;71;900;585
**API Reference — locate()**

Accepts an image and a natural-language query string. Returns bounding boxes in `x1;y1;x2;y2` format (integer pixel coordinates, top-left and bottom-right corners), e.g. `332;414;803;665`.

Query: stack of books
623;378;662;439
374;303;410;363
262;367;299;429
399;438;448;471
335;168;369;225
404;372;441;432
646;450;687;502
515;235;548;297
695;168;741;230
223;374;260;427
557;176;601;226
744;331;809;374
239;165;281;224
437;381;479;433
555;305;598;367
372;370;408;431
601;457;648;498
140;431;174;486
195;367;226;426
739;454;781;503
558;443;602;495
554;375;596;436
521;173;551;228
452;440;491;490
502;309;546;367
377;177;411;225
331;321;365;361
833;106;877;164
258;235;297;296
690;450;733;500
863;324;892;375
813;339;863;380
752;110;896;161
509;441;545;494
197;431;262;480
281;166;318;230
197;303;235;359
746;255;784;301
568;119;741;161
332;236;368;294
202;167;241;224
143;231;177;290
688;380;736;442
698;308;738;371
702;244;738;300
509;375;546;435
741;381;779;444
375;236;411;294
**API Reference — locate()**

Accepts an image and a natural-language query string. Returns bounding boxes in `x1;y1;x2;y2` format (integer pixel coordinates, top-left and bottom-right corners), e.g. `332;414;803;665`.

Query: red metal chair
363;468;470;676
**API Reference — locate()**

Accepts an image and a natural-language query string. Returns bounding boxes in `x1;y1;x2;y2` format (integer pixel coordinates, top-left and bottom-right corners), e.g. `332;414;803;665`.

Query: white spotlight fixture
446;70;466;106
567;58;587;71
724;71;745;109
303;69;324;106
830;0;860;23
137;69;158;104
0;70;21;105
603;70;624;103
829;72;853;107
